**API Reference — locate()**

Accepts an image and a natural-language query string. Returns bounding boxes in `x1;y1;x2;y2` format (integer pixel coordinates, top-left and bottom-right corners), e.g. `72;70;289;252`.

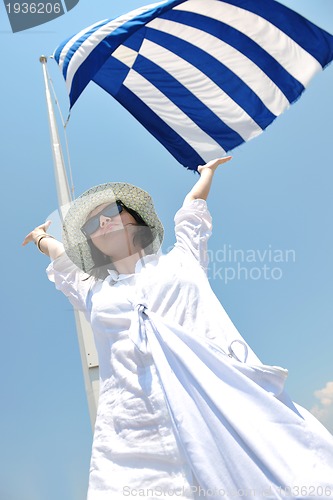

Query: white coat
47;199;333;500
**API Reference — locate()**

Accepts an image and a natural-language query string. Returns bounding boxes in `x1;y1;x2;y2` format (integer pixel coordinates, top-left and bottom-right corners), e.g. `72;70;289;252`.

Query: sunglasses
81;201;124;237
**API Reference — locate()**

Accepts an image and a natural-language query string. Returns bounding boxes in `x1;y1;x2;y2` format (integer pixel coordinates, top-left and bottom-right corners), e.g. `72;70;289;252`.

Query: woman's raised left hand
197;156;232;175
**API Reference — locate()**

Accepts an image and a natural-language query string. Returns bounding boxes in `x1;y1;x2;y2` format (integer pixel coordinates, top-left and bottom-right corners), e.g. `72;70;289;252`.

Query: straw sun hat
63;182;164;275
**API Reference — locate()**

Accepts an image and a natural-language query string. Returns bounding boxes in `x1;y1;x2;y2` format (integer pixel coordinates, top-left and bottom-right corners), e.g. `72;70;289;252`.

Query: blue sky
1;1;333;499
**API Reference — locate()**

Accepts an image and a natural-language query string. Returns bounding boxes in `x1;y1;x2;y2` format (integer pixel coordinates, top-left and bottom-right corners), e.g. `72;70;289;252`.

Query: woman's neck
112;251;144;275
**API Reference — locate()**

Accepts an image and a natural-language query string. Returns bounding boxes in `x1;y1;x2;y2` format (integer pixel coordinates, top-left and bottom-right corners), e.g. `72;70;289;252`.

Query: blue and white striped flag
54;0;333;170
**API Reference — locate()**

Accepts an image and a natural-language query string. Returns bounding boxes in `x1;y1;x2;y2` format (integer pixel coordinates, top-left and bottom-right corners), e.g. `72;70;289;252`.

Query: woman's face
86;202;140;257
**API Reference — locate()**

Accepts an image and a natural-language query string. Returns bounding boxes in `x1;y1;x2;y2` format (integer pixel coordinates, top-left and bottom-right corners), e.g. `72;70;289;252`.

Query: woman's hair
85;201;155;280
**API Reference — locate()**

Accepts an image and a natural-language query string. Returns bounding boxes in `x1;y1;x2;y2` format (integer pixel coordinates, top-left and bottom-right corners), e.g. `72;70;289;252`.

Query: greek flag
54;0;333;170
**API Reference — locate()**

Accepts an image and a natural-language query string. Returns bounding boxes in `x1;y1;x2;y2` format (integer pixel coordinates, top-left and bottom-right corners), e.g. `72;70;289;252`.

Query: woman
23;158;333;500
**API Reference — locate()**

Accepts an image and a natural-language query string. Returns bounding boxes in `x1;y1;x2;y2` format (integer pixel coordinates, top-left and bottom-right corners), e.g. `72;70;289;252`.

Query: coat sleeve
173;198;212;272
46;252;94;312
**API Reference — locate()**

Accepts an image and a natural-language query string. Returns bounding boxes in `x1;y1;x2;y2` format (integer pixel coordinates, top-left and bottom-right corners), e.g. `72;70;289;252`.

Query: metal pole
40;55;99;428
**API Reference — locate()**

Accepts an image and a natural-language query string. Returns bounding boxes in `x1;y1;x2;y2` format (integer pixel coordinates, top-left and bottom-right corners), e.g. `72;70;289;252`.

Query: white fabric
47;199;333;499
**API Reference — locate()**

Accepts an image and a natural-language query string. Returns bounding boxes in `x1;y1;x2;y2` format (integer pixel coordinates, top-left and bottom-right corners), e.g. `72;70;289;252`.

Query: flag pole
40;55;99;429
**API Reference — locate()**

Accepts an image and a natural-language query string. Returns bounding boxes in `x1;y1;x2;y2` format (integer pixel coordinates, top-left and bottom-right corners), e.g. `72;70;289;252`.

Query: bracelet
35;233;55;254
34;232;48;245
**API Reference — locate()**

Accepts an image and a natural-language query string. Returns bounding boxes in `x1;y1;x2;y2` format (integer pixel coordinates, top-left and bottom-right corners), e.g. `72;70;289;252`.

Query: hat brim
63;182;164;275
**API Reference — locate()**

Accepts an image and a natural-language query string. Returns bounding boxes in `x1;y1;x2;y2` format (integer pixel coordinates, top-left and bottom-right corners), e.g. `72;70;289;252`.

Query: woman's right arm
22;220;92;312
22;220;64;260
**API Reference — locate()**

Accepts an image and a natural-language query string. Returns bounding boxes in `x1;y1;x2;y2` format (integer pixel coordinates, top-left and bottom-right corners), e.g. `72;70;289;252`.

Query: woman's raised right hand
22;220;52;247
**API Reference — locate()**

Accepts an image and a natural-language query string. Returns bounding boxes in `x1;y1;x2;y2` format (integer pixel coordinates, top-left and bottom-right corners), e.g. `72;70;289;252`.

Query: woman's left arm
183;156;232;205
